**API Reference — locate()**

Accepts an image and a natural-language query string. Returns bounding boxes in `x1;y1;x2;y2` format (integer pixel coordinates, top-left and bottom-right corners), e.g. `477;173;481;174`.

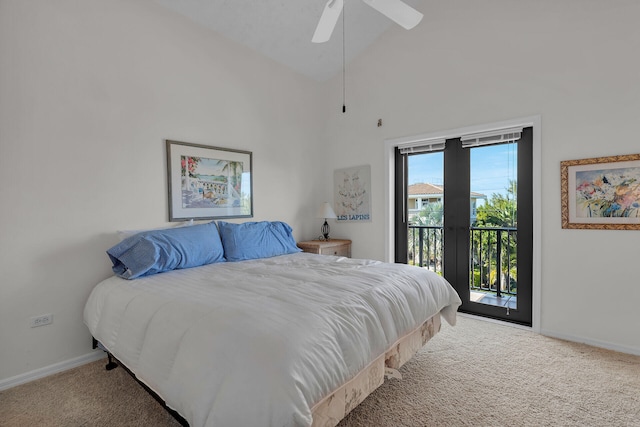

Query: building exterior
407;183;486;224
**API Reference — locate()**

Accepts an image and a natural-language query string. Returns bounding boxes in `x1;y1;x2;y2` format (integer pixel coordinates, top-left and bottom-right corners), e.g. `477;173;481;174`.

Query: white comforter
84;252;461;427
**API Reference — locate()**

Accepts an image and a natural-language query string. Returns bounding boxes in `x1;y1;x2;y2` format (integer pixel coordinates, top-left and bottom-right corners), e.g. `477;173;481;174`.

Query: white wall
320;0;640;354
0;0;325;382
2;0;639;387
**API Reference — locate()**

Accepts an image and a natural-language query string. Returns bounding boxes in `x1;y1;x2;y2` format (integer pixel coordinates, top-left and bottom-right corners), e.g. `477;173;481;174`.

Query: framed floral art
561;153;640;230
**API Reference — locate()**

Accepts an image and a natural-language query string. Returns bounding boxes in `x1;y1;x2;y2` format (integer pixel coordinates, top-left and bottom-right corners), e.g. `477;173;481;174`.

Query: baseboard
0;350;105;391
2;326;636;393
460;313;640;356
458;312;533;331
539;328;640;356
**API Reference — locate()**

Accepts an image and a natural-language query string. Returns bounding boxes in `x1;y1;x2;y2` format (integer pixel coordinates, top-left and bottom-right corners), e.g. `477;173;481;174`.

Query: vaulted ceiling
154;0;424;82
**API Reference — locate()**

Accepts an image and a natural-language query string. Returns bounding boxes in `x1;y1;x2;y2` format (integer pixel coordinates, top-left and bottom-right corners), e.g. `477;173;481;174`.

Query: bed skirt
95;311;442;427
310;312;442;427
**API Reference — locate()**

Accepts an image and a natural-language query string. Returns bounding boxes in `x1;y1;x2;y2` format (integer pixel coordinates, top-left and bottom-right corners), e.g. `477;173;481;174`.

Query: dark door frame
445;129;533;326
388;119;540;329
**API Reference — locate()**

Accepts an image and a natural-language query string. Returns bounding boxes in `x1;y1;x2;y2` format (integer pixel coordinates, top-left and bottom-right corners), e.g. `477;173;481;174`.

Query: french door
395;127;533;326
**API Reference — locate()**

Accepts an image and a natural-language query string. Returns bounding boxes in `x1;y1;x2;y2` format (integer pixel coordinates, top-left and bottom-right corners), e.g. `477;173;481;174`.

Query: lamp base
321;219;330;240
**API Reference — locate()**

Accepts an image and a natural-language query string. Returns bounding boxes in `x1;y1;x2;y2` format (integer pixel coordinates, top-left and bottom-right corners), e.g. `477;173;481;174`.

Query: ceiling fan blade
361;0;423;30
312;0;344;43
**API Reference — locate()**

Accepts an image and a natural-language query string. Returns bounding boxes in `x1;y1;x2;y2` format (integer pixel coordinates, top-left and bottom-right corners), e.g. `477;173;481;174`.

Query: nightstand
297;239;352;258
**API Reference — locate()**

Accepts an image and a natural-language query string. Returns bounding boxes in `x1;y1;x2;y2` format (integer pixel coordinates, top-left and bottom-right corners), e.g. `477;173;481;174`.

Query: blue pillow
107;221;225;279
217;221;301;262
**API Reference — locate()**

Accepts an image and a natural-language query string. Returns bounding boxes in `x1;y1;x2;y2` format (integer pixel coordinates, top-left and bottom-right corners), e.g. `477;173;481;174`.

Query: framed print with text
334;165;372;222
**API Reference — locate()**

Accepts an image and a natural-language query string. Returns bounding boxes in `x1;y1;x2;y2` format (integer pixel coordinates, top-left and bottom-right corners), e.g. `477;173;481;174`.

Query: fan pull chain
342;1;346;113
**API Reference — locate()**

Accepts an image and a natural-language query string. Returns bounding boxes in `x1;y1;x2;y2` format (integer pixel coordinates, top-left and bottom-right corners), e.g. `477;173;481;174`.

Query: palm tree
476;180;517;228
473;180;518;293
408;202;444;272
419;201;444;226
215;160;243;199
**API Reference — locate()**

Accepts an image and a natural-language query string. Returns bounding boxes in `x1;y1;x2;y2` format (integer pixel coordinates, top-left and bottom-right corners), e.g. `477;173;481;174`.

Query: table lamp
318;202;337;240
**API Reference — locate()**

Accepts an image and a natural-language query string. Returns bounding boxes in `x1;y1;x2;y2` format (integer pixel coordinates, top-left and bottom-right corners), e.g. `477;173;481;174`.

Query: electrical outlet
30;314;53;328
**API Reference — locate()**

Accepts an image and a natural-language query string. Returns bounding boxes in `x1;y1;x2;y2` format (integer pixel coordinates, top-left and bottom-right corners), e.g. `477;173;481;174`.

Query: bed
84;221;461;427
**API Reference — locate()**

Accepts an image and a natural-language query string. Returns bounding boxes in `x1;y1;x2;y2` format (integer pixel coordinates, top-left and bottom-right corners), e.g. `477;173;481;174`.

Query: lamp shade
318;202;337;219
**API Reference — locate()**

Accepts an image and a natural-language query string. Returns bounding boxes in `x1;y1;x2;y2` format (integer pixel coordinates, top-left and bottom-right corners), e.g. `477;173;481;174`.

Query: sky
187;156;228;176
408;143;518;202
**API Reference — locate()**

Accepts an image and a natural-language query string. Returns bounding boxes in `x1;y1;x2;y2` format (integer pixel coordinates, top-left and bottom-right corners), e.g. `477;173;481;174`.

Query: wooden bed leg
105;352;118;371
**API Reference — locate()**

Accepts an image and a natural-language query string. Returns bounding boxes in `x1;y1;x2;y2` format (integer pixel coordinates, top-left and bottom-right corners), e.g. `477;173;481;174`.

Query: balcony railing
408;225;444;273
408;224;518;298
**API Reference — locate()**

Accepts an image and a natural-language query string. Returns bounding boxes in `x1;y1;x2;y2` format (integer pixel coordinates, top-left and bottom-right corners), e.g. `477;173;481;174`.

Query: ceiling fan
312;0;423;43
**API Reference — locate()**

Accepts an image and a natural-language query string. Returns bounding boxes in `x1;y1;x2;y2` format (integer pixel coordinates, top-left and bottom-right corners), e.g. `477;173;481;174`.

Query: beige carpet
1;316;639;427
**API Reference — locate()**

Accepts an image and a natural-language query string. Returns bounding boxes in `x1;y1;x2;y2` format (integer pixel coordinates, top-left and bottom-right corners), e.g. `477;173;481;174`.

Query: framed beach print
166;140;253;221
561;153;640;230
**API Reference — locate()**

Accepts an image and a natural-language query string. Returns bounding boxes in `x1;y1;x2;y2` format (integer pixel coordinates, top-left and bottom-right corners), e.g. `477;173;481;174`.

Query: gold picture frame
561;153;640;230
